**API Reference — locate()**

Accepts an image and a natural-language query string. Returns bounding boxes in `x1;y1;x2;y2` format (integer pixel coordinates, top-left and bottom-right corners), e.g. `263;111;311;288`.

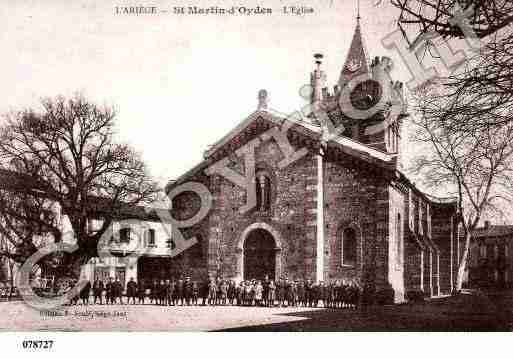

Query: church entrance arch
243;229;276;281
236;223;282;282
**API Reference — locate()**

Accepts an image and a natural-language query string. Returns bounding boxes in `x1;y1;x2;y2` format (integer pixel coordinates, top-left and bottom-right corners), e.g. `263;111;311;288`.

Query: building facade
162;19;462;302
468;222;513;289
0;19;464;302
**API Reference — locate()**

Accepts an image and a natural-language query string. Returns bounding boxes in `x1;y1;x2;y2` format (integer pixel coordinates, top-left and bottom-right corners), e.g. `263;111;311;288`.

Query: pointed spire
338;15;371;88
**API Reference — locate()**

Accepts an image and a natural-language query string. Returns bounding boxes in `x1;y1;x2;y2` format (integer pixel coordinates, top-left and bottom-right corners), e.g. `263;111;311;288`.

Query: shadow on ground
217;292;512;332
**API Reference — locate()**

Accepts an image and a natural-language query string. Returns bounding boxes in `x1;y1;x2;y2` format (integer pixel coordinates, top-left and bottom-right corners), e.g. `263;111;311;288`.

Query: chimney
310;53;326;105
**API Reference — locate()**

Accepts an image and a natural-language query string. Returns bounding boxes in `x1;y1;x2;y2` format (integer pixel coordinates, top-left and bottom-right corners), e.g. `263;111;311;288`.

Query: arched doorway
243;229;276;281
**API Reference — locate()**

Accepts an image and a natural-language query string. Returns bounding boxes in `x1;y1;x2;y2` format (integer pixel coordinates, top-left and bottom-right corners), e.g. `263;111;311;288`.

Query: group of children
142;277;362;309
63;276;362;309
205;278;361;309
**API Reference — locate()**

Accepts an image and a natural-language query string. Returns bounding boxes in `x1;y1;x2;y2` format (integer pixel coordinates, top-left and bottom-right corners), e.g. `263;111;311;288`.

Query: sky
0;0;417;185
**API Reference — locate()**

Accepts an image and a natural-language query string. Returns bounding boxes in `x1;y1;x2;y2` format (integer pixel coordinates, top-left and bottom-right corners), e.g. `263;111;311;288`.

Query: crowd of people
66;276;362;309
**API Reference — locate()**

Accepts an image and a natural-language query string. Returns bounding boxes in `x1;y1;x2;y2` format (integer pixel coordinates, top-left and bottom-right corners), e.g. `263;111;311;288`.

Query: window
255;171;271;211
342;227;357;266
505;244;509;258
119;228;130;243
147;229;156;247
166;238;175;249
479;244;487;259
494;244;499;259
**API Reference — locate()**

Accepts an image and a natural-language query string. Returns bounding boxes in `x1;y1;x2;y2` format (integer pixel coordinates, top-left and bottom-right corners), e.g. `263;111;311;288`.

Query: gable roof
167;108;399;192
206;109;397;164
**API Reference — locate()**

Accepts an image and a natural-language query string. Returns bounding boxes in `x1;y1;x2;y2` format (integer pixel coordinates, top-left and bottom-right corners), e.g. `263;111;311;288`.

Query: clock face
350;79;382;111
346;58;362;72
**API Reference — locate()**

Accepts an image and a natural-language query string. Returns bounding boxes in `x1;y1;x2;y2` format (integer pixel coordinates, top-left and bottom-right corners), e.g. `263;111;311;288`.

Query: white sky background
0;0;420;185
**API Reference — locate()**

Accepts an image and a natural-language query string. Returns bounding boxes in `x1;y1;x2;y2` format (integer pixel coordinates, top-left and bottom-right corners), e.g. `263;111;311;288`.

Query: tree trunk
8;259;14;301
456;231;471;291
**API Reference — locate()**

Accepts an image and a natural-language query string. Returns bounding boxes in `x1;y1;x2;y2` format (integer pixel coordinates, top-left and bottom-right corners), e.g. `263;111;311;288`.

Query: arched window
255;171;271;211
342;227;357;266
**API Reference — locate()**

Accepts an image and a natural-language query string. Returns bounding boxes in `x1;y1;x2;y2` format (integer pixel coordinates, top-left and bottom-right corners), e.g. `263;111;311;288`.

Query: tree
426;30;513;131
386;0;513;290
0;94;158;277
0;175;64;278
386;0;513;127
389;0;513;43
410;83;513;290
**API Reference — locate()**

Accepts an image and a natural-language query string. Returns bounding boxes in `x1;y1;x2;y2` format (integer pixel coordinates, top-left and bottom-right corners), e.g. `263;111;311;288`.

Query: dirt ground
0;291;510;331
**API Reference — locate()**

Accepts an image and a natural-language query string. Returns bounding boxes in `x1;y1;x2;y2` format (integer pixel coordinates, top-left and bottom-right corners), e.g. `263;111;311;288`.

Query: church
162;17;462;303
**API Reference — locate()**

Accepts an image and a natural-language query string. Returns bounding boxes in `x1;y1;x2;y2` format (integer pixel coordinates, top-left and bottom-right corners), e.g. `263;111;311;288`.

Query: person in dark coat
278;279;286;307
176;279;184;306
67;279;78;305
127;277;137;305
341;280;349;308
138;279;146;304
262;276;270;307
334;280;342;308
268;280;276;307
319;281;327;307
184;277;192;306
305;279;313;307
290;280;298;307
80;279;91;305
93;278;104;305
170;279;178;306
105;278;114;305
191;281;199;305
201;279;209;306
297;280;305;307
150;279;158;304
236;281;244;306
163;279;171;306
227;280;236;305
114;278;124;305
158;279;165;305
312;282;319;307
285;279;294;307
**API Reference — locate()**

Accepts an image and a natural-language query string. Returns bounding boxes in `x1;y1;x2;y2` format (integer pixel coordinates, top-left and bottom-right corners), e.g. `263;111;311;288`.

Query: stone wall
206;137;318;281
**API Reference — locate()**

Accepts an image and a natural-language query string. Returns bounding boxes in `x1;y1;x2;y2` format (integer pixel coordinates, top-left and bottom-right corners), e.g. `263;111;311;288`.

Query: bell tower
338;12;371;89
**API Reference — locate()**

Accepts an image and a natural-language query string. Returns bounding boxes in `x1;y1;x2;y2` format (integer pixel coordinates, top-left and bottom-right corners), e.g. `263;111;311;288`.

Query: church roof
167;109;398;190
166;107;457;211
338;18;371;87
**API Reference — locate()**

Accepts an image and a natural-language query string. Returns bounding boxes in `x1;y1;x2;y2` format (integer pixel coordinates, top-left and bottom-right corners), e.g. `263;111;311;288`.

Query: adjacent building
468;222;513;289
